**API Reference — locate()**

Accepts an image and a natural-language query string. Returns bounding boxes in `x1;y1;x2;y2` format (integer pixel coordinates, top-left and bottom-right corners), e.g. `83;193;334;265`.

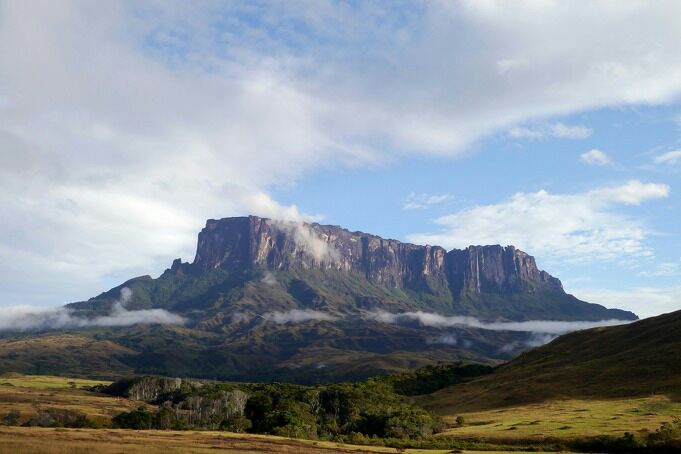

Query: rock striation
191;216;563;298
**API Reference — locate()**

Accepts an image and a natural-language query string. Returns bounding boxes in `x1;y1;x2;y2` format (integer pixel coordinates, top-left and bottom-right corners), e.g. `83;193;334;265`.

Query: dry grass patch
0;427;463;454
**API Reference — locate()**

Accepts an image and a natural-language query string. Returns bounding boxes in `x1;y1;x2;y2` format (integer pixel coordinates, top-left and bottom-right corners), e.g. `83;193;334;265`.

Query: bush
112;406;154;430
24;408;98;428
221;415;252;433
2;409;20;426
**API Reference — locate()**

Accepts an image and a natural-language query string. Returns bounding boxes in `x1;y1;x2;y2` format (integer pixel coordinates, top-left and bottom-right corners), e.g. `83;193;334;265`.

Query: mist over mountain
0;216;635;382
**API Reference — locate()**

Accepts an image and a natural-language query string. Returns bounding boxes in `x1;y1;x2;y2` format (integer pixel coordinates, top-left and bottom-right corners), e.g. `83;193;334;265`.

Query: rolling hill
421;309;681;414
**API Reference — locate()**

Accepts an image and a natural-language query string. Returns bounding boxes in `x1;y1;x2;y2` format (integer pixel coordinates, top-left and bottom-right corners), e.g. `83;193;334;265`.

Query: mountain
0;216;636;382
420;309;681;414
69;216;634;320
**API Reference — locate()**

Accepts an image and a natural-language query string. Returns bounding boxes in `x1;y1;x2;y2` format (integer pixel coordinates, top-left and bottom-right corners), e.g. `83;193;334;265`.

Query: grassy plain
0;374;569;453
426;395;681;441
0;427;564;454
0;374;144;426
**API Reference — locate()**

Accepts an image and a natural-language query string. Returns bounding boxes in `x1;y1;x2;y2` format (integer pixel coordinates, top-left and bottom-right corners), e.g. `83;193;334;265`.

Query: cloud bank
0;288;185;332
366;310;630;335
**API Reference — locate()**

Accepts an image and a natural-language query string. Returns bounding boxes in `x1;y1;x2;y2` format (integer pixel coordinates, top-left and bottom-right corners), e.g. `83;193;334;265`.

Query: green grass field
425;395;681;441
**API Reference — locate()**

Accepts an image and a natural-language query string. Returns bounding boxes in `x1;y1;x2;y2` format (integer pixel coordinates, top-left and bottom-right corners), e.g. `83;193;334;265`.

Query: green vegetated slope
0;265;602;382
0;216;636;382
421;309;681;415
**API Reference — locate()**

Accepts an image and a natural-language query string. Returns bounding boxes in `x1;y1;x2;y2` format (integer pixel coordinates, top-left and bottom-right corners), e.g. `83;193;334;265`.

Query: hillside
0;216;636;382
421;309;681;414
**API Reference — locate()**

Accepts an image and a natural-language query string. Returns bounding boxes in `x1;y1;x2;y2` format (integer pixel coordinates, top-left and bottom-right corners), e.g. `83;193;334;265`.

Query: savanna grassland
428;395;681;441
0;373;570;454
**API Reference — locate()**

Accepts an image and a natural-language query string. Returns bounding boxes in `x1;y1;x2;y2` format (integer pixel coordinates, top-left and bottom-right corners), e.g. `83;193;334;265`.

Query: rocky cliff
190;216;563;298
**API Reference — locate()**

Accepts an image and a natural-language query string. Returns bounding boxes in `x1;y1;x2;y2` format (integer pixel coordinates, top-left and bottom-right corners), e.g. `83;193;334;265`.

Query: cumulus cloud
262;309;337;324
408;181;670;262
365;310;630;334
654;150;681;165
3;1;681;307
581;149;613;166
403;192;452;210
509;123;592;140
0;288;185;332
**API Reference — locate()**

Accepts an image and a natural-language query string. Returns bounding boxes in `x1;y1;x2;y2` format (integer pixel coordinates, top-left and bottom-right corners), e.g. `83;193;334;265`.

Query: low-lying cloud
262;309;338;324
272;221;341;263
0;288;185;332
366;310;631;335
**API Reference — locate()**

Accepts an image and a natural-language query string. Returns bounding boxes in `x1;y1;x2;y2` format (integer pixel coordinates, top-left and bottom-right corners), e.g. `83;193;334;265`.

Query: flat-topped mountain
193;216;563;295
70;216;634;322
1;216;635;382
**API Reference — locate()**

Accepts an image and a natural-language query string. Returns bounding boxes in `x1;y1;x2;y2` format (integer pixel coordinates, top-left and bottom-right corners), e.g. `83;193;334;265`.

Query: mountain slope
68;215;635;322
0;216;636;382
421;309;681;414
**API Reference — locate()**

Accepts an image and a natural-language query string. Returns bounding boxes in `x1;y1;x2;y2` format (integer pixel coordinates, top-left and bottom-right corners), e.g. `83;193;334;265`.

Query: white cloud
550;123;593;139
262;309;337;324
366;310;630;334
3;1;681;306
637;262;680;277
508;127;545;140
499;333;558;353
408;181;669;262
654;150;681;165
509;123;592;140
581;149;613;166
261;271;277;286
588;180;670;205
403;192;452;210
574;286;681;318
0;287;185;332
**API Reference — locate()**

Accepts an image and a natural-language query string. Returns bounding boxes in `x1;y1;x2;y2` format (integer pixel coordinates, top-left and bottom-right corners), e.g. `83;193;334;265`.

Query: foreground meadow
5;373;679;452
422;395;681;442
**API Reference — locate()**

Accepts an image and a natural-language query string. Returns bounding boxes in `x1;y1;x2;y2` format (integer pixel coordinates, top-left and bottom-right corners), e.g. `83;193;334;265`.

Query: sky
0;0;680;318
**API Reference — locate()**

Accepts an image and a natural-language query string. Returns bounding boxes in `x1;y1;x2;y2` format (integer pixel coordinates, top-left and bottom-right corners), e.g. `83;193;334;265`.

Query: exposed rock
192;216;563;298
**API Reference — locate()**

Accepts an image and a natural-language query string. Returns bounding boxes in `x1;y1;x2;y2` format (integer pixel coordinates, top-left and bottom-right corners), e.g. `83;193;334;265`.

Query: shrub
2;409;20;426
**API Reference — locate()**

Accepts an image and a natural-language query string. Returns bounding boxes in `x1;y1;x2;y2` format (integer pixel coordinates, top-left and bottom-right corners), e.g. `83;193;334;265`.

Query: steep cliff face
192;216;563;298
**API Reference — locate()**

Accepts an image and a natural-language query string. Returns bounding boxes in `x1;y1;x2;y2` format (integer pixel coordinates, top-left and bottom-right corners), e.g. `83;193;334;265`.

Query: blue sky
0;1;680;318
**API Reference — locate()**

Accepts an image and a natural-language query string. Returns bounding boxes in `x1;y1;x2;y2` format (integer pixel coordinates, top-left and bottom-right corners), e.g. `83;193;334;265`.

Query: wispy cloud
365;310;630;334
637;262;680;277
0;288;185;332
262;309;337;324
580;149;613;166
403;192;452;210
408;181;670;262
509;123;592;140
261;271;277;286
654;150;681;165
499;333;558;354
271;221;340;263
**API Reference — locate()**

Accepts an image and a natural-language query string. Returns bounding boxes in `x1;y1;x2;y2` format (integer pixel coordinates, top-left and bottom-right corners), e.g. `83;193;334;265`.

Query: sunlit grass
433;395;681;441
